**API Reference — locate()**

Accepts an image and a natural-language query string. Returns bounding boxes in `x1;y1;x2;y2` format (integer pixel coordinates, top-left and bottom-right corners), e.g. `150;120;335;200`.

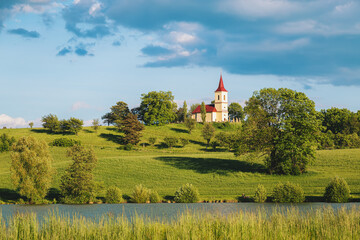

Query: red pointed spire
215;74;228;92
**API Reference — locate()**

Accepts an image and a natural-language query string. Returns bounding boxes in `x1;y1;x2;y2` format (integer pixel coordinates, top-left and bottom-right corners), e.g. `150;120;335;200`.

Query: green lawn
0;124;359;201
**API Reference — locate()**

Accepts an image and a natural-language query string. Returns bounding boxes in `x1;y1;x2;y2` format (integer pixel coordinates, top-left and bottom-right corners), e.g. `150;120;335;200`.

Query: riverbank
0;205;359;239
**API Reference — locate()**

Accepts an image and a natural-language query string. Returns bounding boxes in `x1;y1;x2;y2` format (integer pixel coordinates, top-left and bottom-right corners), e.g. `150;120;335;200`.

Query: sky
1;0;360;128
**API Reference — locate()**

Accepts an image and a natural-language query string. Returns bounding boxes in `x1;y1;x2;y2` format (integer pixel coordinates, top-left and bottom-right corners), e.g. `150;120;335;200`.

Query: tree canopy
239;88;320;175
138;91;177;125
102;101;130;125
228;102;245;122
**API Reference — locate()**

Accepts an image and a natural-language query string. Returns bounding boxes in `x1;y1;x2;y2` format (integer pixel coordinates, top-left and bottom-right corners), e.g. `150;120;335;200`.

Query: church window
223;95;225;101
218;95;220;100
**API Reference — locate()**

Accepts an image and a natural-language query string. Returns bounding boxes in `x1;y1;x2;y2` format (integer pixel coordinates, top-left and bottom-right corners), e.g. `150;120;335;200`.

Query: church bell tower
214;75;228;122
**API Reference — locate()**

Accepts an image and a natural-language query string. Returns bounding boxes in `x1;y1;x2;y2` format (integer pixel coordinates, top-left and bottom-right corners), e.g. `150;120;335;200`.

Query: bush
272;182;305;203
149;191;161;203
163;137;178;148
0;133;15;152
180;138;189;147
174;183;200;203
124;144;133;151
148;137;157;145
106;186;123;203
131;185;150;203
324;177;350;203
51;138;81;147
254;184;267;203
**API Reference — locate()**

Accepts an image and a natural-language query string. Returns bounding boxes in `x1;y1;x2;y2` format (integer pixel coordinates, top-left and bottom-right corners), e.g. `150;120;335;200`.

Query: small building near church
191;75;229;122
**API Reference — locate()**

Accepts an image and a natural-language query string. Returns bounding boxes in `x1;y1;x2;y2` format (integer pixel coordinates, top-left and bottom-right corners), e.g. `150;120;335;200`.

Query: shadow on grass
99;133;124;145
155;156;267;175
189;140;206;147
305;196;324;202
83;129;94;134
170;128;189;134
0;188;21;201
30;129;73;135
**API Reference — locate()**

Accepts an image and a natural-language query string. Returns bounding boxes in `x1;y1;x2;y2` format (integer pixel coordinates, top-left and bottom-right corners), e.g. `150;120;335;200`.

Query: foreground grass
0;124;360;201
0;206;359;239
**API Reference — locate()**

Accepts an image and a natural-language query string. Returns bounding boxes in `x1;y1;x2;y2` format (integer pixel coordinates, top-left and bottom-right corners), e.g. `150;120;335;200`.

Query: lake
1;202;359;224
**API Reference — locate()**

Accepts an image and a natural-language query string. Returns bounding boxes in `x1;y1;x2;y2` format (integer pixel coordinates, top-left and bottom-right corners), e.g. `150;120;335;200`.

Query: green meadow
0;124;360;201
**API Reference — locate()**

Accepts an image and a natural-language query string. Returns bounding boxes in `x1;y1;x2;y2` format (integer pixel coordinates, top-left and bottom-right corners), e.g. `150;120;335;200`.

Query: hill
1;124;360;201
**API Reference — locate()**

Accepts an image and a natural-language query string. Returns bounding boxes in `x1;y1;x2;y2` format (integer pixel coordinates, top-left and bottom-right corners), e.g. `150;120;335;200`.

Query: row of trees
42;114;83;135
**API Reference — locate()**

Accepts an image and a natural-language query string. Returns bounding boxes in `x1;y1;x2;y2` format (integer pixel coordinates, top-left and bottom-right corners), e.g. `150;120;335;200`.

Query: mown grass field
0;124;360;201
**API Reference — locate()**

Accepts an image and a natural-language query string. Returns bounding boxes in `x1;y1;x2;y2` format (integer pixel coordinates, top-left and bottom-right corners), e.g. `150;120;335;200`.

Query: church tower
214;75;228;122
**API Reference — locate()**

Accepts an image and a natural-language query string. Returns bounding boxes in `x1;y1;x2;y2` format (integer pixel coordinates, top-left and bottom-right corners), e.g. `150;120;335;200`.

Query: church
191;75;229;122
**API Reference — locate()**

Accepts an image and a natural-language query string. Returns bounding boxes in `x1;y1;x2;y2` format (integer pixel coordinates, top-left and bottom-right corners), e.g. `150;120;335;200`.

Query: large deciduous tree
42;114;60;132
11;137;53;203
138;91;177;125
60;145;98;203
239;88;320;175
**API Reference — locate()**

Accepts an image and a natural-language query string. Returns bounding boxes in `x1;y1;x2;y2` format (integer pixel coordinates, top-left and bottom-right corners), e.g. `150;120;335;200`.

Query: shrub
131;184;150;203
124;144;133;151
148;137;157;145
324;177;350;203
163;137;178;148
0;133;15;152
149;191;161;203
254;184;267;203
180;138;189;147
51;138;81;147
272;182;305;203
106;186;123;203
174;183;200;203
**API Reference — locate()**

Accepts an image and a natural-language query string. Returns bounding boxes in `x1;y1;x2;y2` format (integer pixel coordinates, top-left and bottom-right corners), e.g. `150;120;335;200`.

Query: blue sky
1;0;360;128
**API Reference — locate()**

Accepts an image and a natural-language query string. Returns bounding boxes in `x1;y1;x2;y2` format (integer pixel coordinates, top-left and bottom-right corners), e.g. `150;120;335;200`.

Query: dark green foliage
102;101;130;126
149;191;161;203
0;134;15;152
228;102;245;122
131;184;149;203
163;137;178;148
254;184;267;203
60;118;83;135
118;113;144;145
320;108;359;134
106;186;123;203
10;137;53;203
184;118;197;133
138;91;177;125
272;182;305;203
324;177;350;203
183;101;188;122
174;183;200;203
200;102;206;123
60;145;98;203
180;138;189;147
124;144;133;151
202;123;215;149
148;137;157;145
42;114;60;132
242;88;320;175
215;131;241;151
51;138;81;147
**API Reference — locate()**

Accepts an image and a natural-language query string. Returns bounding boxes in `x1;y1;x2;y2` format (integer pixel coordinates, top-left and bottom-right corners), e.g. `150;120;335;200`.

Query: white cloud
219;0;300;18
169;31;196;44
0;114;41;128
89;1;101;16
72;101;91;111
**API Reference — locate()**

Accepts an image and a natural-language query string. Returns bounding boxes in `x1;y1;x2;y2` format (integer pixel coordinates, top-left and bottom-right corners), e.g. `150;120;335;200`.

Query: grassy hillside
1;124;360;201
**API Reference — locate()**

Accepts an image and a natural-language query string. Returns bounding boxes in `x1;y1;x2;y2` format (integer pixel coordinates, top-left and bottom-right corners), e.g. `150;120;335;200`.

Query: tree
60;145;98;203
119;113;144;145
202;123;215;149
185;118;197;134
60;118;83;135
42;114;60;132
190;103;200;115
228;102;245;122
0;133;15;153
183;101;188;121
138;91;177;125
10;137;53;203
200;102;206;123
102;101;130;125
92;119;100;132
240;88;320;175
29;122;34;129
320;108;359;135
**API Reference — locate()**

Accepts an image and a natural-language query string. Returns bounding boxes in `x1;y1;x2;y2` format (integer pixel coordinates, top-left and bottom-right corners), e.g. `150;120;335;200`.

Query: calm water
1;202;359;224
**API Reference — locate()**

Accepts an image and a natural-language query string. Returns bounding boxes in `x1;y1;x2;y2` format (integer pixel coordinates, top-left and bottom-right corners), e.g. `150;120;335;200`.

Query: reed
0;206;359;239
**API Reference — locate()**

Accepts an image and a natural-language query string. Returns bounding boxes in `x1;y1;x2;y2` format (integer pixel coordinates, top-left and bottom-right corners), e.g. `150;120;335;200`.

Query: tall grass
0;206;359;239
